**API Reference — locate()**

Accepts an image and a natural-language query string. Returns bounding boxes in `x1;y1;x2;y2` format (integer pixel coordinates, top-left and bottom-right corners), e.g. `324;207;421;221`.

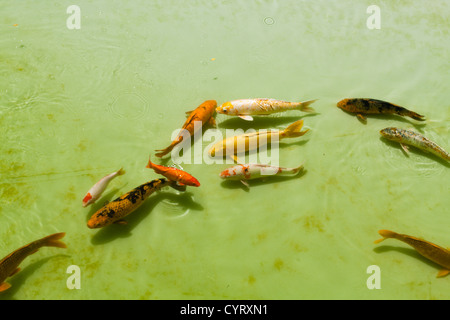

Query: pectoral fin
114;220;128;225
240;180;250;188
437;269;450;278
207;116;217;128
0;282;11;292
238;115;254;121
400;143;410;156
356;114;367;124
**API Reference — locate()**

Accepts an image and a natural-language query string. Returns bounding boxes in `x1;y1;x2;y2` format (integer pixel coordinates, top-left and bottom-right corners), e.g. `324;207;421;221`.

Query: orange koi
0;232;66;292
155;100;217;158
375;230;450;278
146;157;200;187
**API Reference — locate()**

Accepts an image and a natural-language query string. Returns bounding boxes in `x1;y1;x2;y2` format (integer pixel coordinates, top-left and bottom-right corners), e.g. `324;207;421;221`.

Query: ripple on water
108;92;149;120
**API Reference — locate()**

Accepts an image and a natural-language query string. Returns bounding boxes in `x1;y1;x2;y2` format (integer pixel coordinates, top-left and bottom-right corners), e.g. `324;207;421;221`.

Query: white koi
220;163;304;187
82;168;125;207
216;98;317;121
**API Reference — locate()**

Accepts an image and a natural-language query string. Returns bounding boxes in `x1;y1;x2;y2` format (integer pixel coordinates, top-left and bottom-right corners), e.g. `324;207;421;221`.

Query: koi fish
375;230;450;278
155;100;217;158
217;98;317;121
0;232;66;292
380;127;450;161
87;178;186;229
337;98;425;123
220;163;304;187
146;157;200;187
209;120;309;162
82;168;125;207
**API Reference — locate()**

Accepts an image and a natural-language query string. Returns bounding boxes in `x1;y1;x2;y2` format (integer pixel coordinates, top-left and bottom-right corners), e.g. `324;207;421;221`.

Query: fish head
82;193;93;207
186;176;201;187
336;99;352;110
380;127;402;142
219;165;245;179
216;102;236;115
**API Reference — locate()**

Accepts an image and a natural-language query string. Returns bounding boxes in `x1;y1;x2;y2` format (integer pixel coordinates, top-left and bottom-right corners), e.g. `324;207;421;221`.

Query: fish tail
282;120;309;138
117;167;125;176
298;99;318;113
155;138;181;158
292;163;305;174
40;232;67;249
374;230;398;244
407;110;425;121
146;156;155;169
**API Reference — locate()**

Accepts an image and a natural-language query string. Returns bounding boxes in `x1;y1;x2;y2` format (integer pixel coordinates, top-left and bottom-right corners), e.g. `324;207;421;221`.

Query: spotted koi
337;98;425;123
87;178;186;229
380;127;450;162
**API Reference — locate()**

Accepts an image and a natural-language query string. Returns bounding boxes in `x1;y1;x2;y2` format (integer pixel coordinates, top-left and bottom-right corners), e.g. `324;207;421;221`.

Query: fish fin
177;182;185;186
155;138;183;158
185;110;195;117
298;99;318;113
238;115;254;121
356;114;367;124
400;143;410;155
9;268;21;277
374;230;397;244
169;181;187;192
114;220;128;225
230;154;242;164
408;111;425;121
41;232;67;249
146;156;155;169
0;282;11;292
437;269;450;278
207;116;217;128
117;167;125;176
293;164;305;174
282;120;309;138
240;180;250;188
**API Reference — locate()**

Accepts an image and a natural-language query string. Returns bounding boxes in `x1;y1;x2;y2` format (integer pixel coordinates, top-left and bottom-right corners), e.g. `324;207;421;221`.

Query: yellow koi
208;120;309;162
375;230;450;278
0;232;66;292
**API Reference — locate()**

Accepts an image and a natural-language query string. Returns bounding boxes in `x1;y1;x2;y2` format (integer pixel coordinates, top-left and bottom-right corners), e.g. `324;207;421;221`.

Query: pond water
0;0;449;299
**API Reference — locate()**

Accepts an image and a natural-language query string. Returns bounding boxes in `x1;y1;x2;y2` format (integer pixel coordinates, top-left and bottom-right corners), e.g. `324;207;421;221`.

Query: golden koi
0;232;66;292
380;127;450;161
217;98;317;121
155;100;217;158
375;230;450;278
220;163;304;187
209;120;309;162
87;178;186;229
337;98;425;123
82;168;125;207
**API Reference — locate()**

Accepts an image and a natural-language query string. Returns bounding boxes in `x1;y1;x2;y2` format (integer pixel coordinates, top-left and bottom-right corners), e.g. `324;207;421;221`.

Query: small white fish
82;168;125;207
216;98;317;121
219;163;304;187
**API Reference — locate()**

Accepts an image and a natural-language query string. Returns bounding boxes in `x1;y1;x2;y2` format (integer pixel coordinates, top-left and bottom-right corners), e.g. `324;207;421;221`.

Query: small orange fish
0;232;67;292
155;100;217;158
375;230;450;278
146;157;200;187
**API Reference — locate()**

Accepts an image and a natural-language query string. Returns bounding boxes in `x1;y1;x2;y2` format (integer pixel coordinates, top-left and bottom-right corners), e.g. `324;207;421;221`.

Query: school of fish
1;92;448;295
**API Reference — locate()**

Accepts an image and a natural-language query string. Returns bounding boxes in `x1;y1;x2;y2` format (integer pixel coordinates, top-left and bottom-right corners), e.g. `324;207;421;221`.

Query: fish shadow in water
0;254;70;300
218;114;318;130
373;245;444;272
90;191;203;245
340;110;427;132
220;169;307;192
379;137;450;168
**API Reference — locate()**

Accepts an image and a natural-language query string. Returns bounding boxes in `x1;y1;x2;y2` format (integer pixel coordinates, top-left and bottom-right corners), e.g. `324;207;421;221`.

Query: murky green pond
0;1;449;300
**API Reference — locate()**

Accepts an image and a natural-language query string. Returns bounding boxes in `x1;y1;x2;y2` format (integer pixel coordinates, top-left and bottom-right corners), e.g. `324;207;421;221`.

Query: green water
0;0;449;300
